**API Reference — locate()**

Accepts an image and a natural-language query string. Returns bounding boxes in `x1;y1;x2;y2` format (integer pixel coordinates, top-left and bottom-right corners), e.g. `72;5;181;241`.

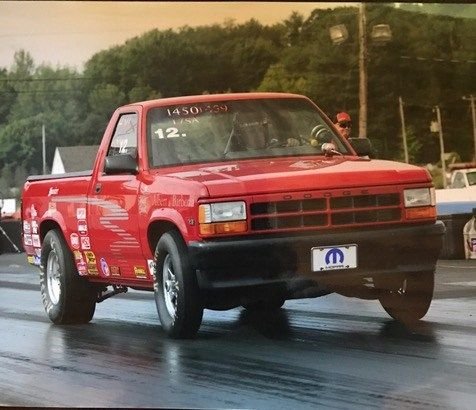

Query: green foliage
0;5;475;195
398;126;423;164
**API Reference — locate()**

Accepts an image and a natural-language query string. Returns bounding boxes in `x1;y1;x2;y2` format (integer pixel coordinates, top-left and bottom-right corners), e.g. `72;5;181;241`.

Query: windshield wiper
223;113;239;157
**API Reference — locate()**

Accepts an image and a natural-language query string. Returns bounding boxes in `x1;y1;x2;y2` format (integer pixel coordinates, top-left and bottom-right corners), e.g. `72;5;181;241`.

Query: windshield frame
145;96;353;169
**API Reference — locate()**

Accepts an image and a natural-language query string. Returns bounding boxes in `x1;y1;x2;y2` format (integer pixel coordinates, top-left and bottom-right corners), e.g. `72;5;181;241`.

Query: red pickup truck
22;92;444;338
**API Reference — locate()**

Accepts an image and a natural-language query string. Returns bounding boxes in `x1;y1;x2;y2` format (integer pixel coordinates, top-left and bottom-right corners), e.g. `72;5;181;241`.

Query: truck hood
163;156;431;197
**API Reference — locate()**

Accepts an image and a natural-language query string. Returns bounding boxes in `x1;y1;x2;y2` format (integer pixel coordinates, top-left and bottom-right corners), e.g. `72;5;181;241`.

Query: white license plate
311;244;357;272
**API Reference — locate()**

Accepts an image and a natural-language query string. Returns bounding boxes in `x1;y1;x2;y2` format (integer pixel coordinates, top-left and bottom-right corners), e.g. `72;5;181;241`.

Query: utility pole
462;95;476;162
398;96;409;163
42;124;46;175
358;3;367;139
434;106;447;188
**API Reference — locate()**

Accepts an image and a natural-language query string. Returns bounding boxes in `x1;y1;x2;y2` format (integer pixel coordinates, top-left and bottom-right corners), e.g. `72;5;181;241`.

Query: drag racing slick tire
40;229;97;324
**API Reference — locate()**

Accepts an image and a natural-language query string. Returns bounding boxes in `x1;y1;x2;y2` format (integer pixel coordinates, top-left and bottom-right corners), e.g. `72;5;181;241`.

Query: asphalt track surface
0;253;475;409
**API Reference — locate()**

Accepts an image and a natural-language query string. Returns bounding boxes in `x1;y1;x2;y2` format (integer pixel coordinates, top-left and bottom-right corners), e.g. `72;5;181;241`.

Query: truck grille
250;193;401;232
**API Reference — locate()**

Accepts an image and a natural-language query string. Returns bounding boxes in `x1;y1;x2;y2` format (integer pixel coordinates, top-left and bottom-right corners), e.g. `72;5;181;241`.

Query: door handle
94;183;102;194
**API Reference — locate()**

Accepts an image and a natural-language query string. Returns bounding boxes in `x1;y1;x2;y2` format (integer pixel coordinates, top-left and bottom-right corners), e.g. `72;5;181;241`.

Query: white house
51;146;99;174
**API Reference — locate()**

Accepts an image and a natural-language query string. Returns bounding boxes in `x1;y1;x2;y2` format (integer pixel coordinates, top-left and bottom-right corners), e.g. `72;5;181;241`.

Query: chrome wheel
46;250;61;305
153;231;203;338
163;254;179;318
40;229;96;324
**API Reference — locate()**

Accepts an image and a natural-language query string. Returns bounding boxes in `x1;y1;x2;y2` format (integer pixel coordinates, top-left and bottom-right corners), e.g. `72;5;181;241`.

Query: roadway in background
1;253;475;408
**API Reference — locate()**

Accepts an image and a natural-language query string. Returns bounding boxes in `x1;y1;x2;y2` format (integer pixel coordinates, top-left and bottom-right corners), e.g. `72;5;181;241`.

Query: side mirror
104;154;138;174
348;137;373;157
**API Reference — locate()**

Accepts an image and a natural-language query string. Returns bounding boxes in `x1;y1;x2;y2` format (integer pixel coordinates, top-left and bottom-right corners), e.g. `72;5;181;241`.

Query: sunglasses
338;122;352;129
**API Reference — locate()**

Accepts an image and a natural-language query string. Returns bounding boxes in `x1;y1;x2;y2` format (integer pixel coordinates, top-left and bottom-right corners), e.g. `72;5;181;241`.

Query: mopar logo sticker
325;248;345;265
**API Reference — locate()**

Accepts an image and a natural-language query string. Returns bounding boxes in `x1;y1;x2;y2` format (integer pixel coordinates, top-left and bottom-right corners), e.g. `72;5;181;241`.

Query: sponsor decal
77;261;88;276
153;194;193;208
147;259;155;276
30;205;38;218
76;207;86;220
27;255;35;264
87;264;99;275
34;256;41;266
134;266;147;278
32;234;41;248
48;187;59;196
34;248;42;257
81;236;91;250
48;202;57;211
24;234;33;246
100;258;110;277
110;265;121;276
73;251;83;261
70;233;80;250
31;220;38;234
23;221;31;234
78;220;88;236
84;251;96;264
290;161;318;169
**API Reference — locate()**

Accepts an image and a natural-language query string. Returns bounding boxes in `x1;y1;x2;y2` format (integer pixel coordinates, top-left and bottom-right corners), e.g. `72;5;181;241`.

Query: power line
0;85;115;94
400;55;476;64
0;77;94;82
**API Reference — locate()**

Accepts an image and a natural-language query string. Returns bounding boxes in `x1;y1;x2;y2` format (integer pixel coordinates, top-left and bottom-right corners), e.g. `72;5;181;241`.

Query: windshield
467;171;476;186
146;98;349;167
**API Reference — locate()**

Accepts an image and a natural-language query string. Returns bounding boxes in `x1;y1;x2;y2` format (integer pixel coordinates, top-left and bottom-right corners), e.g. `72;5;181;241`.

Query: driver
334;112;352;139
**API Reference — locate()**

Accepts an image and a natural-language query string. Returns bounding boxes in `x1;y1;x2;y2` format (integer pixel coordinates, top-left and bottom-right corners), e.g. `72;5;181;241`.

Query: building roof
56;145;99;172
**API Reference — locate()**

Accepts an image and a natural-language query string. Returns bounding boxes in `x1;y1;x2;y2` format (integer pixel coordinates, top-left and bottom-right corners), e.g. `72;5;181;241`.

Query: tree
10;50;34;79
1;6;475;168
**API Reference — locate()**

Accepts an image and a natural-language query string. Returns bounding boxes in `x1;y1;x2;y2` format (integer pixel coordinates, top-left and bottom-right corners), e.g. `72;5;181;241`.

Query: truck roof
123;92;309;110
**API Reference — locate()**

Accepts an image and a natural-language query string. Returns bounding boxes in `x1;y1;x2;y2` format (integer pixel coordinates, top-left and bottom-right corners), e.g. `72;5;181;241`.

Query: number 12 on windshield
154;127;186;139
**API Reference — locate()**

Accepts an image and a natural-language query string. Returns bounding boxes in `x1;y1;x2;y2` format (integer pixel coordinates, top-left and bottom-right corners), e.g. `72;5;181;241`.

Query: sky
0;1;354;71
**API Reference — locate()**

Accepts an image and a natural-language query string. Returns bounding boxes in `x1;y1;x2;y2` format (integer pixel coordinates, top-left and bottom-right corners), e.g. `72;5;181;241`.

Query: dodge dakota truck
22;92;445;338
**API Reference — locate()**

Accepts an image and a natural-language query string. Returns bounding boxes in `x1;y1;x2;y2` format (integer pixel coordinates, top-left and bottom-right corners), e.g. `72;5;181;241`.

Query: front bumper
188;221;445;289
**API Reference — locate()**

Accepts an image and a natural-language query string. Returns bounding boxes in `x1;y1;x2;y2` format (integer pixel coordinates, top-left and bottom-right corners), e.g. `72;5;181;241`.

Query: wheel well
40;220;62;242
147;220;182;254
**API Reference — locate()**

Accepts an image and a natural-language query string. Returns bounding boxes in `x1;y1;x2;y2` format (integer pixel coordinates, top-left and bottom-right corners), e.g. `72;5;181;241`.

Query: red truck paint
22;92;445;338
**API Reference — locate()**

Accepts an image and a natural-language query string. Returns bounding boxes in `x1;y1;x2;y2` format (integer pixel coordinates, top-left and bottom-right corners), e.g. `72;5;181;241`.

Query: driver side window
108;113;138;157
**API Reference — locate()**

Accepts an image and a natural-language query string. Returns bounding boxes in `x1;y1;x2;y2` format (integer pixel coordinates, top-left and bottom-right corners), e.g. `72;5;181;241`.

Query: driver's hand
286;138;300;147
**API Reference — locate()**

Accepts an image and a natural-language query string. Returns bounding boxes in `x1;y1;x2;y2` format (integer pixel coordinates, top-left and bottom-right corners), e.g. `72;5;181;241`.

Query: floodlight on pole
330;4;392;140
329;24;349;45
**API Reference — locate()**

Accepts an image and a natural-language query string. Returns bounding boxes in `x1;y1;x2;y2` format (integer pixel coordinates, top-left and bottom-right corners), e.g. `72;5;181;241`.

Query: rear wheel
40;229;97;324
376;271;434;324
153;231;203;338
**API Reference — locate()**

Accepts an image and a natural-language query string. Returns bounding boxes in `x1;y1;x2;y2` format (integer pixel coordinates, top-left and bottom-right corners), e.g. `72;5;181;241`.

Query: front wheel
40;229;97;324
153;231;203;338
376;271;434;324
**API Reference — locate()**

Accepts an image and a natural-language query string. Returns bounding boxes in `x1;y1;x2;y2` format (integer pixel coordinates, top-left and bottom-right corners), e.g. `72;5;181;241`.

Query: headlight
198;201;247;235
403;187;436;220
199;201;246;223
403;188;434;208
